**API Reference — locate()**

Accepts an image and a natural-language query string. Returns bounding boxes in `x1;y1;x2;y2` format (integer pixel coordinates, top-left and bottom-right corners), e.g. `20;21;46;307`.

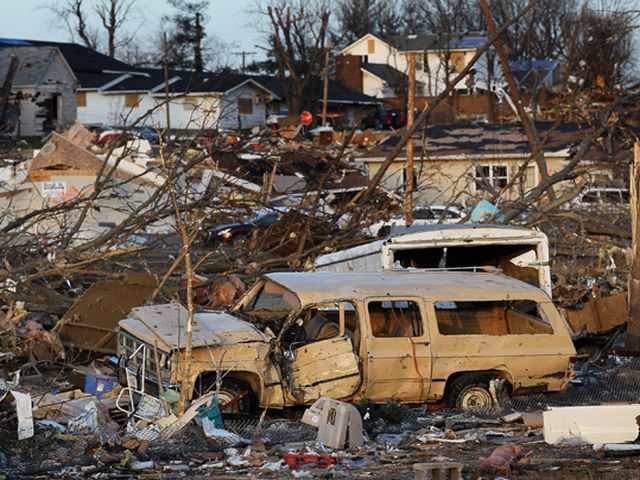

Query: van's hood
118;304;271;351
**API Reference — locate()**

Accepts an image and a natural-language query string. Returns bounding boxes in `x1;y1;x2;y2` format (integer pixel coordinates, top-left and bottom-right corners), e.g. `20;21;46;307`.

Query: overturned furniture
301;396;363;449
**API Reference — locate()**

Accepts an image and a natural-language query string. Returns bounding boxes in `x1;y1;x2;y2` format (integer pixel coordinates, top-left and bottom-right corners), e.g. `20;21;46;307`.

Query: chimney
336;54;363;93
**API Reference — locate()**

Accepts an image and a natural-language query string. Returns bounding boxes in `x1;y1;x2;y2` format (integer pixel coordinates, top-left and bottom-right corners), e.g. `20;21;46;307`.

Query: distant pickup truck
117;271;576;411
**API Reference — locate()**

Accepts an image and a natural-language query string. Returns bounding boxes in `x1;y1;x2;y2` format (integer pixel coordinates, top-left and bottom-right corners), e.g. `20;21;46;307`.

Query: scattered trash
202;424;245;445
594;443;640;456
131;460;154;470
478;444;523;473
283;453;336;469
6;390;34;439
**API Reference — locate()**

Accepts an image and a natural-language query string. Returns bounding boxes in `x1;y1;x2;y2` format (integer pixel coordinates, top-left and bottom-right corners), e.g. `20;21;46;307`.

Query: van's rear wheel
446;376;493;409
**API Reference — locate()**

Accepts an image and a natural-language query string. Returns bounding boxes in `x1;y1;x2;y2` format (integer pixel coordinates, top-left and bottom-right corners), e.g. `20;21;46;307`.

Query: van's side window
434;299;554;335
368;300;423;337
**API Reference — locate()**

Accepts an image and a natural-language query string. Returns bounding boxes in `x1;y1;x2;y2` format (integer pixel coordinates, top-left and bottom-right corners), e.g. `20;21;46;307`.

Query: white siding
17;52;77;136
77;84;268;130
344;35;486;97
344;36;406;71
362;71;395;98
78;92;162;127
219;84;267;130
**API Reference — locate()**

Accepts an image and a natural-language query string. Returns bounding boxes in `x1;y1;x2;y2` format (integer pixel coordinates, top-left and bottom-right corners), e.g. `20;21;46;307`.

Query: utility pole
163;32;171;133
321;39;332;127
627;141;640;351
404;51;416;225
232;51;256;74
194;12;203;72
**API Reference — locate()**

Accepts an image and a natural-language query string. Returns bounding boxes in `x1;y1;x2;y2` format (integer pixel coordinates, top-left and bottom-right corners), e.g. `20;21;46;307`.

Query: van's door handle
413;340;431;345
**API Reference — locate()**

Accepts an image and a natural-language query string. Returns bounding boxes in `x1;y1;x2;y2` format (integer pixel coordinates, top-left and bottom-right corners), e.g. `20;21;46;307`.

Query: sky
0;0;263;68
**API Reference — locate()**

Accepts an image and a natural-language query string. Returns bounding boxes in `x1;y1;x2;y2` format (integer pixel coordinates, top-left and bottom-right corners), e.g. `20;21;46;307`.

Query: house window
475;165;508;191
402;167;419;191
125;94;140;108
368;300;423;338
524;166;536;189
367;38;376;54
415;53;424;72
450;52;466;73
76;91;87;107
237;97;253;114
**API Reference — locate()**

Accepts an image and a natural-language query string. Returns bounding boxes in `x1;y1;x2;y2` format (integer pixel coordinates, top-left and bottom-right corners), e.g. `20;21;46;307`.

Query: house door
363;298;432;403
284;302;361;404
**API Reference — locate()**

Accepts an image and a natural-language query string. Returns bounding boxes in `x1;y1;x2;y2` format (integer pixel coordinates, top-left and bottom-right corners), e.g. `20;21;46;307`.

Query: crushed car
117;271;576;411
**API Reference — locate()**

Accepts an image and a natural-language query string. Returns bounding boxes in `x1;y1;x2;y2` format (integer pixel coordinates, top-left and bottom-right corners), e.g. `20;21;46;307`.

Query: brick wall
336;55;363;93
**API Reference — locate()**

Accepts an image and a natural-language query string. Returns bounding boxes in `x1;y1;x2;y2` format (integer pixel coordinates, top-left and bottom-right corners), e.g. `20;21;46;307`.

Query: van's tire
446;375;493;409
194;376;254;413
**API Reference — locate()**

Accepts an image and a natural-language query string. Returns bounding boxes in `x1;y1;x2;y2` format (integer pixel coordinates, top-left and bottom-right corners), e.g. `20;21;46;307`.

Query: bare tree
336;0;401;45
44;0;137;58
95;0;136;57
263;0;331;116
46;0;98;50
562;1;638;92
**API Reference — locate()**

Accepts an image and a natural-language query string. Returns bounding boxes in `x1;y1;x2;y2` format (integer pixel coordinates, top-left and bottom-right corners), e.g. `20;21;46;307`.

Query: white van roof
315;224;547;268
265;270;548;306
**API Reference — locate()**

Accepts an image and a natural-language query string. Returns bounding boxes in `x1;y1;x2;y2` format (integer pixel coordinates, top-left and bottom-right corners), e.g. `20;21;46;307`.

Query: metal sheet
55;271;157;354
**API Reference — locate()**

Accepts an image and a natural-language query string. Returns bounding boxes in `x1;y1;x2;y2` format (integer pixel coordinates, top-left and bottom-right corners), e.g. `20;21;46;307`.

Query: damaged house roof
359;122;615;161
361;64;408;89
252;75;380;106
214;150;369;193
382;32;486;52
0;38;135;74
29;132;163;187
99;69;281;98
0;46;76;87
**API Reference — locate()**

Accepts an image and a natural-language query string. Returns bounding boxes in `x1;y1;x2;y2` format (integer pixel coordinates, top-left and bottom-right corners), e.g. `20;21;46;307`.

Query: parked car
117;271;576;411
361;108;406;130
130;126;160;143
571;187;629;207
206;208;286;244
366;205;464;237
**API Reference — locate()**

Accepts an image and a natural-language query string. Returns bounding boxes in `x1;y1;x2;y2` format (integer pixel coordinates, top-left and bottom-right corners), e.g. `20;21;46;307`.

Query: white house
77;69;279;130
338;32;492;98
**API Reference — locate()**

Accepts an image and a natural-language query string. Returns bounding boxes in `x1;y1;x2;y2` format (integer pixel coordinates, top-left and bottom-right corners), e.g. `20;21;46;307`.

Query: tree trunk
107;0;116;57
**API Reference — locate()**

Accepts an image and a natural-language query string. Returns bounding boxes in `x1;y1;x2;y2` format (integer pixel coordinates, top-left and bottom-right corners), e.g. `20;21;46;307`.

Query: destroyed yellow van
117;271;576;411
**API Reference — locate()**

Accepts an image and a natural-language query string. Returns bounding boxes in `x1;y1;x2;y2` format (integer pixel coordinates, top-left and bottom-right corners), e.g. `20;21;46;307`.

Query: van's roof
265;271;549;305
314;224;547;268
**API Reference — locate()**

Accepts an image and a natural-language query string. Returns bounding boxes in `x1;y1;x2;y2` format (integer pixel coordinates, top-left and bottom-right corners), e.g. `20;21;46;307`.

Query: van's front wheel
194;376;254;413
446;376;493;409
